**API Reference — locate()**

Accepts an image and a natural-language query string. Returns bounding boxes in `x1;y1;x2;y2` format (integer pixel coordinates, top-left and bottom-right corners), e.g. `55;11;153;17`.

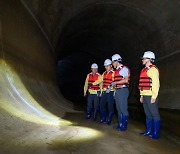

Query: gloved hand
84;92;87;97
99;93;102;97
97;91;101;97
111;82;117;87
106;88;111;93
88;84;93;88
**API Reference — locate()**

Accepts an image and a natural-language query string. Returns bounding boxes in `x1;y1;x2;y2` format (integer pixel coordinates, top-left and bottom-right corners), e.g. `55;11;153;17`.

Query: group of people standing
84;51;161;139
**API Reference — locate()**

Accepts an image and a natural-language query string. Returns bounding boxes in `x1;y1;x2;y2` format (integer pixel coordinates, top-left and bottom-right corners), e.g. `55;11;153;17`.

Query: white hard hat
112;54;122;61
142;51;155;59
91;63;98;69
104;59;112;66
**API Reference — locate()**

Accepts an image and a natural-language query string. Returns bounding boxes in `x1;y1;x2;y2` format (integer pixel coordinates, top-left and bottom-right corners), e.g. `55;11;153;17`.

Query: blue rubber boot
93;109;98;121
120;115;128;131
99;109;106;123
85;108;92;119
107;112;114;125
113;113;123;130
151;120;161;139
140;117;153;136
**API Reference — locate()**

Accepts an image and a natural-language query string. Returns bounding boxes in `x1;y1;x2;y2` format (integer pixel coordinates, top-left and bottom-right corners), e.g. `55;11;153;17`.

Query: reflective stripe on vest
88;73;100;90
139;65;159;90
114;65;130;88
103;71;114;89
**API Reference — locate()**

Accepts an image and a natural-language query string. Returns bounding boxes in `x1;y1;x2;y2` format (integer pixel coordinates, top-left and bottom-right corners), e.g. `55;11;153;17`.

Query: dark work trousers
143;96;160;120
100;91;114;113
87;93;99;110
114;88;129;116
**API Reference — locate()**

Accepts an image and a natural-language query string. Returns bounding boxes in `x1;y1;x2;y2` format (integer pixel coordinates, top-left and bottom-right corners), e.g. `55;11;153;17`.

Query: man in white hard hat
92;59;115;125
84;63;102;121
111;54;130;131
139;51;161;139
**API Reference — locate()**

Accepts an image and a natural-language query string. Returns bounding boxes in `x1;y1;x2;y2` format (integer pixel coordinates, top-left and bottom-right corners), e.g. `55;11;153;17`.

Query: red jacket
103;71;114;89
139;65;159;90
88;73;100;90
114;65;130;88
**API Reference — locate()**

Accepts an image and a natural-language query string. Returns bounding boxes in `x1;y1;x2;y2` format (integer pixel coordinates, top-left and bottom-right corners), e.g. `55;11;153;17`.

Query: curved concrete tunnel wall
0;0;180;130
0;0;75;126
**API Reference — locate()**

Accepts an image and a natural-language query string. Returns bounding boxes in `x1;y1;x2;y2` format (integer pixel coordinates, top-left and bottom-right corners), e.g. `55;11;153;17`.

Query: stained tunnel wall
0;0;180;127
0;0;75;124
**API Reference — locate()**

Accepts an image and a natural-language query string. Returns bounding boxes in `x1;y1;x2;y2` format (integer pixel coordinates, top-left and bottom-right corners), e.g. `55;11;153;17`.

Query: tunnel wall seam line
156;49;180;62
130;49;180;70
20;0;55;55
0;18;5;63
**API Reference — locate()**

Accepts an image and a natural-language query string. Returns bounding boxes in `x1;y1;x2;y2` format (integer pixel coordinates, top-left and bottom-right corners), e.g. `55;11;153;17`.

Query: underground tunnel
0;0;180;153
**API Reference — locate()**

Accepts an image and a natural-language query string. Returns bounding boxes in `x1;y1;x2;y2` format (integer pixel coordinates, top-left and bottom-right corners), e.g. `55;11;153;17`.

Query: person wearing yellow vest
111;54;130;131
92;59;115;125
139;51;161;139
84;63;102;121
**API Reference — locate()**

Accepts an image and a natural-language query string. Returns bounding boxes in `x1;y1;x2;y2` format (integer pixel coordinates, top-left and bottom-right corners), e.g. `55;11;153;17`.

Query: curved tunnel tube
0;0;180;153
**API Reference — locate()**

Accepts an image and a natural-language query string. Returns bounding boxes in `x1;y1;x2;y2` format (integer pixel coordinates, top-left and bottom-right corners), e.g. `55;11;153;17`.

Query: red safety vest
139;65;159;90
114;65;130;88
103;71;114;89
88;73;100;90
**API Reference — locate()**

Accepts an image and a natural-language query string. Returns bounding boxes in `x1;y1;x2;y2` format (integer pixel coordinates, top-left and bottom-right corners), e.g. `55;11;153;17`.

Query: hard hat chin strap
150;59;155;63
144;58;154;66
117;58;122;63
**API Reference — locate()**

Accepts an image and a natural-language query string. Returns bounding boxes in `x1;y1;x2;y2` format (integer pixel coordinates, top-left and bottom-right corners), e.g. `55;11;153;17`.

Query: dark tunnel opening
55;3;163;107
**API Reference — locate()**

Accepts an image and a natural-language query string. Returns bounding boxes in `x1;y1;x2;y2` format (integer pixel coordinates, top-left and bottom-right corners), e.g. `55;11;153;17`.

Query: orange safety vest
88;73;100;90
114;65;130;88
139;65;159;90
103;71;114;89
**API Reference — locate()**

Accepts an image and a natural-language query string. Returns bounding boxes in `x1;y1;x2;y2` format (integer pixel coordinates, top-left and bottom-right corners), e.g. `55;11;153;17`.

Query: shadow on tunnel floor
62;104;180;147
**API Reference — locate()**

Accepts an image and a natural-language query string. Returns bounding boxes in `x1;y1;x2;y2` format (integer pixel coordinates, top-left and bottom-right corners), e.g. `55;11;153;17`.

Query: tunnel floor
1;107;179;154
